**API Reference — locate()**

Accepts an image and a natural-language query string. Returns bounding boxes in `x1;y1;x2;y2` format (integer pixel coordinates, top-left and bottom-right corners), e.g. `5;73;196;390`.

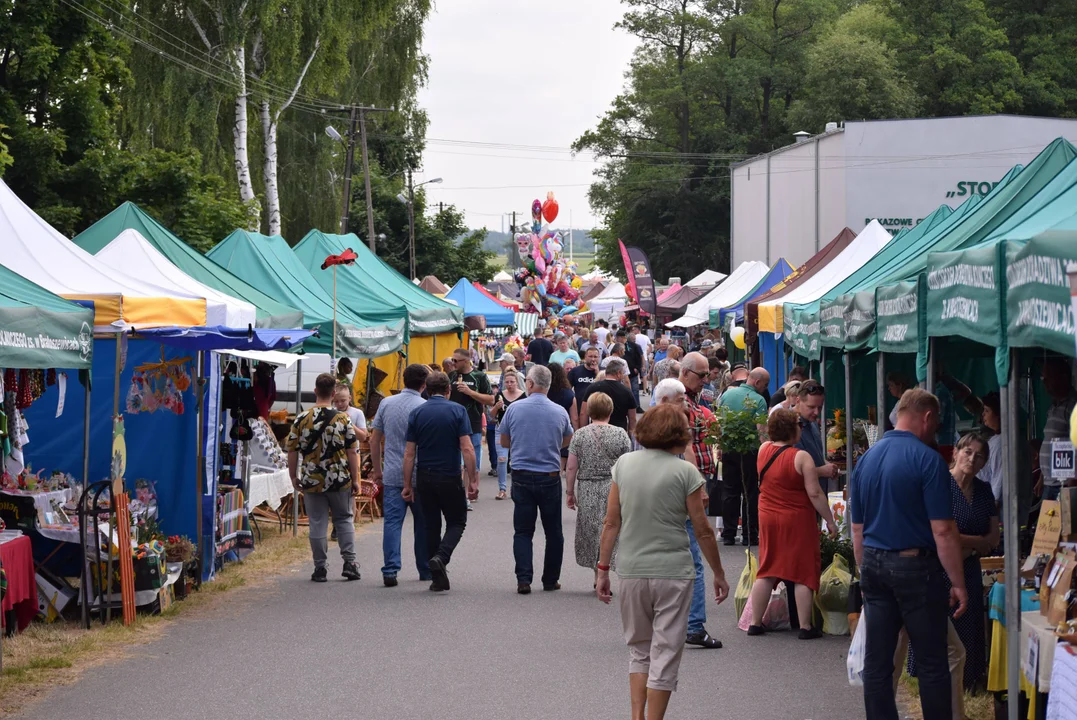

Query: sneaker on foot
685;630;723;648
798;627;823;640
428;556;450;591
342;562;361;581
746;625;766;636
466;499;474;511
383;575;398;587
311;566;328;583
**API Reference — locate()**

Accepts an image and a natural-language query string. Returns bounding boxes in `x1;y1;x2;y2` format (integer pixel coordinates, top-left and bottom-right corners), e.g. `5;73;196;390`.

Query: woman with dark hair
547;362;578;470
979;391;1003;505
596;404;728;720
747;409;838;639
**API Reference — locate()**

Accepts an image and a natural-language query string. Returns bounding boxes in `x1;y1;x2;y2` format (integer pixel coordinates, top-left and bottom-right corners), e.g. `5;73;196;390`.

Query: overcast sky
415;0;638;232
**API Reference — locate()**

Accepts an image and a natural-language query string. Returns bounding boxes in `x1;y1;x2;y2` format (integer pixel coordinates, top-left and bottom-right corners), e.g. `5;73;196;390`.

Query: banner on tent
819;296;849;350
844;292;877;349
875;280;921;354
0;312;93;369
1011;236;1077;359
335;319;407;358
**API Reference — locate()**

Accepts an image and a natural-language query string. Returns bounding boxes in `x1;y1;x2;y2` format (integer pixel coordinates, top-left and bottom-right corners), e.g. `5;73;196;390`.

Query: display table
1;488;70;515
246;468;291;511
0;535;38;633
1023;611;1060;693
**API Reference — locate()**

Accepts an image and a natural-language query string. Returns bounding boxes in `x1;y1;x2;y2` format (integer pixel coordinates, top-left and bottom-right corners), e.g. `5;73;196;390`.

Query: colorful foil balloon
542;192;559;223
512;191;582;319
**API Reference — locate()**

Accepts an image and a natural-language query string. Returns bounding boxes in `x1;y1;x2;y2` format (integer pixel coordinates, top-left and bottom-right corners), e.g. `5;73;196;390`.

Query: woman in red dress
746;409;838;639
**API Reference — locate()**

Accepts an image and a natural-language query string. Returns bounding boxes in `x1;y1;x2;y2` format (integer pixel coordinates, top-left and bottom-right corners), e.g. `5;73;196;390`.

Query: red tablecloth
1;535;38;632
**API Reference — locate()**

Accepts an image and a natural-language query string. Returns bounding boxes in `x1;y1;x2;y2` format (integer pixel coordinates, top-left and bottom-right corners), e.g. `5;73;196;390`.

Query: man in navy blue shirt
850;388;967;720
794;380;838;490
526;329;555;367
403;372;478;592
500;365;574;594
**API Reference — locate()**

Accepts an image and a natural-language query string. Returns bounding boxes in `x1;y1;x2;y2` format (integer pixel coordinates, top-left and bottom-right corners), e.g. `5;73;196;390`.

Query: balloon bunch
513;192;587;322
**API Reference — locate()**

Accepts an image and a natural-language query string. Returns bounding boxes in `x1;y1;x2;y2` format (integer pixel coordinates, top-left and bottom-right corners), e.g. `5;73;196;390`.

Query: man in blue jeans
370;364;431;586
500;365;574;594
448;348;494;484
850;388;967;720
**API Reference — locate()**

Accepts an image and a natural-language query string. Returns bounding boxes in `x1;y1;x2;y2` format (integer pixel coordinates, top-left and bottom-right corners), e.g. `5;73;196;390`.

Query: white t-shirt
635;334;652;357
346;407;367;431
594;327;610;345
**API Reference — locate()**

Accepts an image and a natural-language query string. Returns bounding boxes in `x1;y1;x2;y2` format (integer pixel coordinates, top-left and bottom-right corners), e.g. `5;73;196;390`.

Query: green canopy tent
207;230;404;358
292;230;464;335
72;203;304;330
0;264;94;370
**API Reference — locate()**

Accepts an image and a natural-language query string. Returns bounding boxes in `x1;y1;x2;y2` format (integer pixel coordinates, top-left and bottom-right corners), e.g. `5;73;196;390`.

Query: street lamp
399;174;443;280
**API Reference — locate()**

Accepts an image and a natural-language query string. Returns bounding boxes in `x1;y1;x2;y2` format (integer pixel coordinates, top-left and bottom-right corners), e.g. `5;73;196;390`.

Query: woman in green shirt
596;404;729;720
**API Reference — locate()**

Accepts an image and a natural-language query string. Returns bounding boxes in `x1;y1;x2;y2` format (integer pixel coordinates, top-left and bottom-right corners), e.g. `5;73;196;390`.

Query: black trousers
416;470;468;565
721;451;759;543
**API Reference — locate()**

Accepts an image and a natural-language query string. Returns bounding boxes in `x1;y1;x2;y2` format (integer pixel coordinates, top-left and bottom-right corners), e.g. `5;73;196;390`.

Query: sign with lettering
1009;235;1077;361
1051;441;1075;480
1032;500;1063;557
925;243;1003;349
875;280;920;354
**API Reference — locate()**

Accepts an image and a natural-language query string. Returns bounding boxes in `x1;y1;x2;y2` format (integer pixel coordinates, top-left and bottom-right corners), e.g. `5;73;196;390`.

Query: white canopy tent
685;269;728;287
492;270;513;282
97;229;257;328
0;179;206;328
590;280;628;321
755;220;894;332
667;262;770;328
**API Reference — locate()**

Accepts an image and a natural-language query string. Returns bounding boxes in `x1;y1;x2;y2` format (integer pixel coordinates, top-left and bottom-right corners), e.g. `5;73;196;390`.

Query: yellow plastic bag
734;548;758;620
815;553;852;635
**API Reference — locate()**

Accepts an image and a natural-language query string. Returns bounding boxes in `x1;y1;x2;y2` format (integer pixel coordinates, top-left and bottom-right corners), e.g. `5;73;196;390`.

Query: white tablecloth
247;468;292;511
1022;611;1060;692
1047;643;1077;719
1;488;70;514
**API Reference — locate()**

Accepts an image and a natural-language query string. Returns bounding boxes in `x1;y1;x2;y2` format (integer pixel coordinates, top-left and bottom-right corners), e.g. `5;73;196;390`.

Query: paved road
20;472;864;720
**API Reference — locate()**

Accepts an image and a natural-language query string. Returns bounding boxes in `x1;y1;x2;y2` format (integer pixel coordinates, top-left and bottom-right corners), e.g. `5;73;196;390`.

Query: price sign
1052;440;1076;480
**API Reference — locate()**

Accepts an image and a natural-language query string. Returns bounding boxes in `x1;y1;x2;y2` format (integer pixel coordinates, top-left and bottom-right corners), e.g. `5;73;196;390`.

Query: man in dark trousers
618;328;644;410
851;388;967;720
716;367;770;546
500;365;574;594
448;347;494;481
402;372;479;592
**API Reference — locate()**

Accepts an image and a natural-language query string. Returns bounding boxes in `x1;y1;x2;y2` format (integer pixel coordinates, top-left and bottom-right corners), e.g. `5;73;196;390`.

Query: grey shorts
619;577;693;692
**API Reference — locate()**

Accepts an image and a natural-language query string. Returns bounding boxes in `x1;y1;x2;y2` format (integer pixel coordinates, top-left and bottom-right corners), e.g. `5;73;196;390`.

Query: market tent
685;269;728;287
485;281;521;300
472;282;517;310
207;230;405;358
590;281;629;320
293;230;463;335
655;285;710;317
582;281;608;303
419;275;450;294
745;227;857;343
0;264;94;369
72;202;303;329
656;283;682;303
445;278;516;326
96;229;257;329
132;326;314;352
714;258;796;328
514;312;539;338
0;181;206;328
492;270;513;283
760;221;893;335
668;262;770;328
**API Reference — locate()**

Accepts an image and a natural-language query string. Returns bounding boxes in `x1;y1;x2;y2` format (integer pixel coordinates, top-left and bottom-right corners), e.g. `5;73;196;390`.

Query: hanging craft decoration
126;354;192;416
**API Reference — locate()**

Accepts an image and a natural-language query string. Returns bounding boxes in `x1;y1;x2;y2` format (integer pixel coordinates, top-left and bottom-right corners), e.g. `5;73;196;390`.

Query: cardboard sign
1046;549;1077;625
1052;440;1076;480
1024;631;1039;686
1032;500;1064;556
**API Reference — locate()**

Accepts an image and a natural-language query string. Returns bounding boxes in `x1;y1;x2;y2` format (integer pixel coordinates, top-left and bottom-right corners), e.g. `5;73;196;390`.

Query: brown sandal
496;491;507;500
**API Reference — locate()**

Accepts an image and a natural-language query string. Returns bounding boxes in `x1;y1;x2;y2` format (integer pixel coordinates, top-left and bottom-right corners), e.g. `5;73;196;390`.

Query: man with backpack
286;373;361;583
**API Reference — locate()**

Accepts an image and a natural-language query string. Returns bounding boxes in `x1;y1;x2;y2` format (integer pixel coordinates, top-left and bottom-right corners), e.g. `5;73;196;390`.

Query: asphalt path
19;471;865;720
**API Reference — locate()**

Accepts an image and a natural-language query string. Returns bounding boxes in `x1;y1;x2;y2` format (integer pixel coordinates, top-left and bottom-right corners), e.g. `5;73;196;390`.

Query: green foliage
820;532;857;575
579;0;1077;281
709;399;767;455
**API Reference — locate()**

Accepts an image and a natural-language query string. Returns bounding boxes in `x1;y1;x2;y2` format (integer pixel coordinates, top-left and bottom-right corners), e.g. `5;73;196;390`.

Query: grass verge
0;523;363;717
898;674;994;720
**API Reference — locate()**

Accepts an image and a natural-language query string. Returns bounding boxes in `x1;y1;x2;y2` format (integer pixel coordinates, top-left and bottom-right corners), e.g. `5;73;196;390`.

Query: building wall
730;115;1077;268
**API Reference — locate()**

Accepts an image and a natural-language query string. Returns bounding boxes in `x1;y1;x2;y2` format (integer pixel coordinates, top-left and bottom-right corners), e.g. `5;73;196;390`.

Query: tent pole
876;352;886;439
332;266;338;364
194;350;205;586
80;379;91;630
819;346;827;440
292;359;302;537
844;352;854;476
926;338;937;394
1002;351;1020;720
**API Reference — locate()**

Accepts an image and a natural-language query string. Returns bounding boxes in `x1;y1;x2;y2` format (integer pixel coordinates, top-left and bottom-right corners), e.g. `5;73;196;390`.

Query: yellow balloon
571;277;583;289
731;326;747;350
1070;404;1077;446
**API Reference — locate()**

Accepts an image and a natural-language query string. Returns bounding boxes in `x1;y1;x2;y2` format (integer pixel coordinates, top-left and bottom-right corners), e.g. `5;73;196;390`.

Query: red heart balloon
542;198;559;223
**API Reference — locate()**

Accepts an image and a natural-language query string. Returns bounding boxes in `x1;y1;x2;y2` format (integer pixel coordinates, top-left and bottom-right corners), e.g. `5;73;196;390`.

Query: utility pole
358;108;377;252
510;211;518;268
338;106;358;236
569;209;574;262
407;169;416;280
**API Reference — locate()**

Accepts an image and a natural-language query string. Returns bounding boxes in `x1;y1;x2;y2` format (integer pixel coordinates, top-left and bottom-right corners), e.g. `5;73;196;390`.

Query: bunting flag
619;240;658;315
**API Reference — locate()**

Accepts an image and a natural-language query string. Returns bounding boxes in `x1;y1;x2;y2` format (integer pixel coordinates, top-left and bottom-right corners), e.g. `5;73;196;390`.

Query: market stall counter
1;534;38;633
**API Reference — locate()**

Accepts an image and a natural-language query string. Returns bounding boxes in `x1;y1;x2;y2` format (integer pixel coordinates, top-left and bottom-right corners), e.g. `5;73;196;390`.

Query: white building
730;115;1077;268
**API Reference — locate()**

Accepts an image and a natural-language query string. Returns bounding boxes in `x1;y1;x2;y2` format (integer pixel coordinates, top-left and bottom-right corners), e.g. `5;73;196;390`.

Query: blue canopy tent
445;278;515;327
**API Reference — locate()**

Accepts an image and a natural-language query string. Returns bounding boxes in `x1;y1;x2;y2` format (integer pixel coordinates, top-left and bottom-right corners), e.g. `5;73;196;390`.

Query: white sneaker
466;499;474;511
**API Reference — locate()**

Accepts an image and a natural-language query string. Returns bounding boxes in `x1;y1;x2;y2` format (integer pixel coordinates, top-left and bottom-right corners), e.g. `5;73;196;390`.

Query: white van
272;353;334;412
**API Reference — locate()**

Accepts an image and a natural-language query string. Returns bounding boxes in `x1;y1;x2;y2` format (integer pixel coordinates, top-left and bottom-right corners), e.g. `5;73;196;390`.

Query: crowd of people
281;314;1077;720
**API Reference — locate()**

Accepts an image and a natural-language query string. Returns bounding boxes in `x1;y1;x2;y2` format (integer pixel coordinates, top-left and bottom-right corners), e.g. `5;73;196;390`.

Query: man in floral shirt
286;373;361;583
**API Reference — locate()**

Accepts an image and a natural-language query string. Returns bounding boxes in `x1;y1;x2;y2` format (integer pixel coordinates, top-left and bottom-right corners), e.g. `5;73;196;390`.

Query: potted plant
164;535;196;598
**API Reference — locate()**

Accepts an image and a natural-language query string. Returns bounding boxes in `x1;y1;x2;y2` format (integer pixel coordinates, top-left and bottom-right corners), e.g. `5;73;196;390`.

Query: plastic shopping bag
762;586;790;631
847;607;867;686
737;593;755;632
815;553;853;635
733;548;758;620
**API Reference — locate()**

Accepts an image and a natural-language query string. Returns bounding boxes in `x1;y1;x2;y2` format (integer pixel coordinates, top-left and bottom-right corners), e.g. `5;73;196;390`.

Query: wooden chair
355;479;380;523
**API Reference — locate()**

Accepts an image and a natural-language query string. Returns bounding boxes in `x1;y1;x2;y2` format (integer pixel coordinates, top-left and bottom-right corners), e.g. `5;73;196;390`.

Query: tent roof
472;282;517;309
714;258;796;327
492;270;513;282
582;281;608;302
419;275;449;294
758;221;893;333
96;229;257;329
668;262;770;328
656;285;710;314
685;269;728;287
445;279;515;326
0;181;206;328
593;281;628;301
485;282;520;300
0;263;94;369
656;283;682;303
293;231;463;335
133;325;314;352
72;202;303;329
207;230;404;358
